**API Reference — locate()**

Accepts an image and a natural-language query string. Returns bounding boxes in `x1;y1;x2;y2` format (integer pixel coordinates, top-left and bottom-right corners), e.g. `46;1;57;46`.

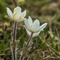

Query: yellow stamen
18;16;22;19
12;13;17;19
30;25;32;29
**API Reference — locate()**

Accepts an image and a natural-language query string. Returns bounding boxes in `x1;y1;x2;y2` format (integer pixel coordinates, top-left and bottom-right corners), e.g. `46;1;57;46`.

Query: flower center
18;16;22;19
30;25;32;29
12;13;17;19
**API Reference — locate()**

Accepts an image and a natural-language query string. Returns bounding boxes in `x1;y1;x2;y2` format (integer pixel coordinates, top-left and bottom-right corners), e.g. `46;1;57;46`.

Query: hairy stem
26;32;33;47
19;33;33;60
13;21;17;42
12;21;17;60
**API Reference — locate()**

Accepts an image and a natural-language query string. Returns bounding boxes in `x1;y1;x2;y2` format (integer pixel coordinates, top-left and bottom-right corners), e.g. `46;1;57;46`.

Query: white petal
21;10;26;17
27;16;33;26
16;18;24;22
24;25;31;36
6;7;12;18
24;19;30;31
14;10;26;20
40;23;47;31
33;31;40;37
14;13;21;20
14;6;21;13
35;19;40;25
32;20;40;32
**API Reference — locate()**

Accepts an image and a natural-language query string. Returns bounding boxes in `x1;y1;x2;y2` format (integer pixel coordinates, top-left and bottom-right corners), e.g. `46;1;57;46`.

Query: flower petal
39;23;47;31
32;20;40;32
21;10;26;17
16;18;24;22
35;19;40;25
33;31;40;37
14;6;21;13
27;16;33;26
24;25;31;36
14;13;21;20
24;19;30;30
6;7;12;18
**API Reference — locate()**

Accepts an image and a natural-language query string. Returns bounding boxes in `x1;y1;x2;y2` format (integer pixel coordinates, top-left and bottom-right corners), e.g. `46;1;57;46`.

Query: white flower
24;16;47;33
6;6;26;22
24;26;41;37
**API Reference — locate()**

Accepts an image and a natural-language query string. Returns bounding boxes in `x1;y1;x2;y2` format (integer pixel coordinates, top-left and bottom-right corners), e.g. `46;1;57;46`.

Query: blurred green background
0;0;60;60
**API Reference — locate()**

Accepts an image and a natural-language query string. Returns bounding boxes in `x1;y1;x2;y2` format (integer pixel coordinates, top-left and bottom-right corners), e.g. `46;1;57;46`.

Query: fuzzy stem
13;21;17;42
12;21;17;60
19;33;33;60
20;54;24;60
26;32;33;47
